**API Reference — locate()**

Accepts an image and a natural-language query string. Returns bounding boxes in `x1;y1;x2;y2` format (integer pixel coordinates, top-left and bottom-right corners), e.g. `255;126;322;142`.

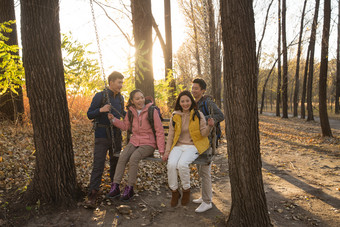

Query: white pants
167;145;199;190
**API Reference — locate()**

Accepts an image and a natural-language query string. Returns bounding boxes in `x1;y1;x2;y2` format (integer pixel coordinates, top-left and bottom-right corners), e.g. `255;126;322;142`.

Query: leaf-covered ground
0;115;339;226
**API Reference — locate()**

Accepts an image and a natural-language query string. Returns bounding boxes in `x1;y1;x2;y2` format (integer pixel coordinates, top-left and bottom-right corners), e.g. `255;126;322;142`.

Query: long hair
174;90;197;111
126;89;144;109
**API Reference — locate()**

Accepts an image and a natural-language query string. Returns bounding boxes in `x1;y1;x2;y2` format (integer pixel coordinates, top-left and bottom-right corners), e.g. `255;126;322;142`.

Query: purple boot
120;186;134;201
106;183;120;198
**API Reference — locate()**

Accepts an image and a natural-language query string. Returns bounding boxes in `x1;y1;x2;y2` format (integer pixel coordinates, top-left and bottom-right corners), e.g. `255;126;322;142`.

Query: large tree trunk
293;0;307;117
276;0;282;117
220;0;272;226
307;0;320;121
164;0;176;107
318;0;332;137
0;0;24;122
20;0;78;205
131;0;154;98
281;0;288;118
336;0;340;114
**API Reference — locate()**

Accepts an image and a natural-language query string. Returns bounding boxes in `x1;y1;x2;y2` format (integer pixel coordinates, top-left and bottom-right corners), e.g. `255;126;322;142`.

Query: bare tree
221;0;272;225
276;0;282;117
318;0;332;137
131;0;154;98
260;59;278;114
0;0;24;122
20;0;78;205
293;0;308;117
306;0;320;121
301;47;310;119
281;0;288;118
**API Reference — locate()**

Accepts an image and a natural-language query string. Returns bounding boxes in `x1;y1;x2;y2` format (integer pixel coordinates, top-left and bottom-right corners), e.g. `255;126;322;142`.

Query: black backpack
127;105;159;142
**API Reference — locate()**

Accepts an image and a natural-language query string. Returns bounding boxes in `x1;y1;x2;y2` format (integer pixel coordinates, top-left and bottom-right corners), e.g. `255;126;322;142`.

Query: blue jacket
87;89;126;138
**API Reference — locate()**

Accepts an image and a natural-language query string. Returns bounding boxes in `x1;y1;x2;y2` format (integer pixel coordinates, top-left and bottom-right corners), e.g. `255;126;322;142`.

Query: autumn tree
281;0;288;118
293;0;308;117
20;0;78;205
306;0;320;121
318;0;332;137
0;0;24;122
221;0;272;225
131;0;154;98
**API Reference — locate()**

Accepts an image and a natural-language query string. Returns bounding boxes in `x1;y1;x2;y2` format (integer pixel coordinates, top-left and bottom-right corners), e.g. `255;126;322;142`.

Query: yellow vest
170;109;210;154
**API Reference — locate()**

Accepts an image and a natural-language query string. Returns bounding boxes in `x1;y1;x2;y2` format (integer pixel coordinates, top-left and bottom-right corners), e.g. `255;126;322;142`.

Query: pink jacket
112;103;165;153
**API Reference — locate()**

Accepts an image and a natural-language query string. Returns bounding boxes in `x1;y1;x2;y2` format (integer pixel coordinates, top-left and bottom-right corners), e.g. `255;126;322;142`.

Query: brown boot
85;189;98;209
181;188;190;206
171;189;181;207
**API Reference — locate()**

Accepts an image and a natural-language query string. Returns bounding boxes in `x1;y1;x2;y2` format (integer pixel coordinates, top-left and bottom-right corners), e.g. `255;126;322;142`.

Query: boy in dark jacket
85;71;125;208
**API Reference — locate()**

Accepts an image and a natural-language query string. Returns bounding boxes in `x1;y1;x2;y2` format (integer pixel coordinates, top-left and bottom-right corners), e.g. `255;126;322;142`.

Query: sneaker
195;202;212;213
120;186;134;201
106;183;120;199
193;197;203;204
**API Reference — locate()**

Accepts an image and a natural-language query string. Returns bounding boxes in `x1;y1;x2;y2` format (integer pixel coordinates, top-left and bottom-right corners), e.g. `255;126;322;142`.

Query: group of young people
86;71;224;213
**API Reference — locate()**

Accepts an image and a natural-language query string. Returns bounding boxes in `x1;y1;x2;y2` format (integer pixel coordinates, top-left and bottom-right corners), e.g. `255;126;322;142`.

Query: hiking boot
181;188;190;206
85;189;98;209
120;186;134;201
171;189;181;207
106;183;120;199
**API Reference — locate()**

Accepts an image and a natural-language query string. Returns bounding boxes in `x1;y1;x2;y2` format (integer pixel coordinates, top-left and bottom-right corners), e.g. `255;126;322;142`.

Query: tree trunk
215;14;223;108
276;0;282;117
0;0;24;122
220;0;272;226
336;0;340;114
301;47;310;119
164;0;176;107
20;0;78;205
208;0;216;101
293;0;307;117
260;59;278;114
190;0;202;76
131;0;154;98
281;0;288;118
319;0;332;137
307;0;320;121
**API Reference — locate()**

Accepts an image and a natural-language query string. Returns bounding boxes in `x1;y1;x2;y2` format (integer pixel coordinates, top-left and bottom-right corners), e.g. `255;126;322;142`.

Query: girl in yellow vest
163;90;214;207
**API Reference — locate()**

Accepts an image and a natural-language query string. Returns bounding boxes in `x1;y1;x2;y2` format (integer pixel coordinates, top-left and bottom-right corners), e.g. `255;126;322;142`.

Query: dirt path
3;115;340;226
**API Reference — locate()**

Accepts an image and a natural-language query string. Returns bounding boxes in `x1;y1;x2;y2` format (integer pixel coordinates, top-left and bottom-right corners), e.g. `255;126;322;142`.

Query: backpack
127;105;159;142
200;99;222;147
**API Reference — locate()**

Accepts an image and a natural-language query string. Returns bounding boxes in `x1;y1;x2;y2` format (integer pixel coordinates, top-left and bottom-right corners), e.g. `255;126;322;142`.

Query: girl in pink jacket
107;89;165;200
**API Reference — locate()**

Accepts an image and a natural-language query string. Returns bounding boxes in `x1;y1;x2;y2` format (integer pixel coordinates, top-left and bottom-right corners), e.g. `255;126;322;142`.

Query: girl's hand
207;118;215;127
162;152;169;162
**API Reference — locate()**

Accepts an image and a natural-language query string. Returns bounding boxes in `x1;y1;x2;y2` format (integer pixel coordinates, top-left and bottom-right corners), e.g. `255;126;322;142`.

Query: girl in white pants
163;90;213;207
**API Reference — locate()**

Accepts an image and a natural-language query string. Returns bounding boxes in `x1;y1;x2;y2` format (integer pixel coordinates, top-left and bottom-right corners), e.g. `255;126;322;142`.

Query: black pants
89;137;119;192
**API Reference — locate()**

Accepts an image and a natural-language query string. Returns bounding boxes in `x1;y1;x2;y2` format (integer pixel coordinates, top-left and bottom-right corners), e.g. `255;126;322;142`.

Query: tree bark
208;0;217;101
0;0;24;122
281;0;288;118
301;47;310;119
276;0;282;117
336;0;340;114
220;0;272;226
318;0;332;137
164;0;176;107
293;0;307;117
307;0;320;121
131;0;154;98
20;0;78;205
